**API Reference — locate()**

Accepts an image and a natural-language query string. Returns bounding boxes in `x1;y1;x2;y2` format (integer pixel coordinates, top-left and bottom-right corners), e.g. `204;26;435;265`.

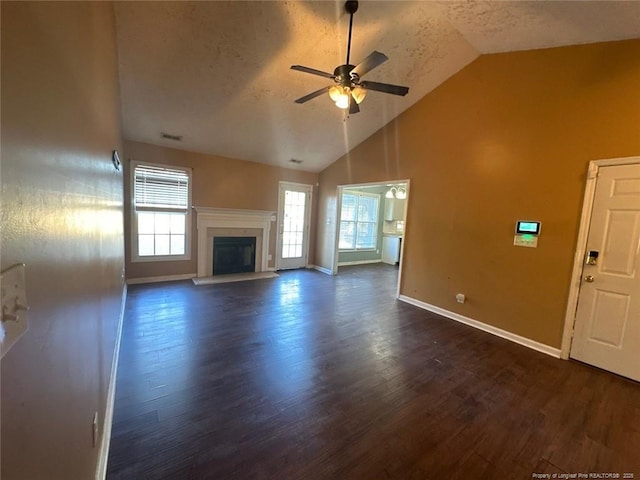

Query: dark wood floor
107;264;640;479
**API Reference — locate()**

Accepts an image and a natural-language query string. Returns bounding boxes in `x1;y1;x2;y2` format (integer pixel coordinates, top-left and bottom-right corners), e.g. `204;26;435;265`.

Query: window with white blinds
131;162;192;261
134;165;189;212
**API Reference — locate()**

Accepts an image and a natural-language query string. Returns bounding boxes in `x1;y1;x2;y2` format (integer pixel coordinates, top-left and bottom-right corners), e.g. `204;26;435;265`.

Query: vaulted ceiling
114;1;640;172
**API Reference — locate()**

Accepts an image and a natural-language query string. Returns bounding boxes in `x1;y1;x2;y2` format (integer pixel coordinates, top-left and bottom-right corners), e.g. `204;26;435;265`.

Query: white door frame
560;155;640;359
331;179;411;299
276;181;313;270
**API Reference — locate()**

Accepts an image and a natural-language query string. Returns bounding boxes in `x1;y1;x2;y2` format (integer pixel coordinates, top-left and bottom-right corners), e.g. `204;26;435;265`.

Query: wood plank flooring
107;264;640;479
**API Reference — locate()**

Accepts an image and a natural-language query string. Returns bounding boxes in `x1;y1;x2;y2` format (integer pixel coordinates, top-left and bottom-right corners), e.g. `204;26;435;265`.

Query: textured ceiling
114;1;640;172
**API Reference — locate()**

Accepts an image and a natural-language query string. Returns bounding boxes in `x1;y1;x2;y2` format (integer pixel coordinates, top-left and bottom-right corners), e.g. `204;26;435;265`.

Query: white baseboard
337;259;382;266
95;283;127;480
126;273;196;285
309;264;333;275
398;295;561;358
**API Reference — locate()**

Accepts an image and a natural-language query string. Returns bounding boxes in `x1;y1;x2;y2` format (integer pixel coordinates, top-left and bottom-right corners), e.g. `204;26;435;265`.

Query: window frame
339;191;380;252
130;160;192;263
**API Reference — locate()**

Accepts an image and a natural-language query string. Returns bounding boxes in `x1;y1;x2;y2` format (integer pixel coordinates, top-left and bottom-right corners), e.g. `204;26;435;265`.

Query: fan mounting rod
345;1;358;66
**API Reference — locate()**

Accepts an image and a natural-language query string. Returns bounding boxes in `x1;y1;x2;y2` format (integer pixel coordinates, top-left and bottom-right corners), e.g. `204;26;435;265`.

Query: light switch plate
1;263;29;358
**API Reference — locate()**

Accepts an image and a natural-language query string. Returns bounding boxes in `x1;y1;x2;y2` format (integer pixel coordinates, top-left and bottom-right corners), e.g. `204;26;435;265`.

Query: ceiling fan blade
360;80;409;97
351;51;388;78
349;95;360;115
294;86;330;104
291;65;335;79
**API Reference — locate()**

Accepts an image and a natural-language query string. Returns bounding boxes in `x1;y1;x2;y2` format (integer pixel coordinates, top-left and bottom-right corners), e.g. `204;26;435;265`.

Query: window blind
134;165;189;212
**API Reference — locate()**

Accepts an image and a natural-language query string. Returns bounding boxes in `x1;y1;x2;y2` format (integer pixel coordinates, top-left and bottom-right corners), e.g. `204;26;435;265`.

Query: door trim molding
310;264;333;275
331;179;410;298
276;181;313;270
95;284;127;480
560;155;640;359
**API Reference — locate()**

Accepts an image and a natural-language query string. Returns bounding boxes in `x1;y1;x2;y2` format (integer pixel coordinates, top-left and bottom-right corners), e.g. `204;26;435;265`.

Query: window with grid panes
132;162;192;261
339;191;380;250
282;190;306;258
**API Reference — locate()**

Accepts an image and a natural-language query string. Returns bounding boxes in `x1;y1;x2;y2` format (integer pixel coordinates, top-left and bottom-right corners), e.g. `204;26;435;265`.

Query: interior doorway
562;157;640;382
332;180;410;298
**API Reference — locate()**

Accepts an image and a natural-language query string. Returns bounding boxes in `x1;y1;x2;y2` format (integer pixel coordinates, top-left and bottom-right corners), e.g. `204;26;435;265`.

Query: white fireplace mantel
194;207;276;278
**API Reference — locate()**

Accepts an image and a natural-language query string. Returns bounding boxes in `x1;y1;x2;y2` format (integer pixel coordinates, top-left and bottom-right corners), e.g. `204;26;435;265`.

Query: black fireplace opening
213;236;256;275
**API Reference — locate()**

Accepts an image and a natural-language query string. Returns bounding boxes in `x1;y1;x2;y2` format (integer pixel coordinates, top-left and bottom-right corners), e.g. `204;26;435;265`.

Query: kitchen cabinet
384;197;406;221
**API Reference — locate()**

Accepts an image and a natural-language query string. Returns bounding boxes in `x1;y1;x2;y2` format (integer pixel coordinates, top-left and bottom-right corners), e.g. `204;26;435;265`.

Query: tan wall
123;141;319;280
1;2;124;479
316;39;640;348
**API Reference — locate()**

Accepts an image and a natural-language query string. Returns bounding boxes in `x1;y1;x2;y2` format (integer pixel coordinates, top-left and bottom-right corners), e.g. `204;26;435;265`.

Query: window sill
338;248;377;253
131;254;191;263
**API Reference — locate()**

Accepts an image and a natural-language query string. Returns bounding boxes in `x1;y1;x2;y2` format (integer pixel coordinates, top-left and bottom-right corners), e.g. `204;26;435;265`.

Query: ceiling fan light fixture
331;86;351;109
352;86;367;104
385;188;396;198
328;86;342;102
396;187;407;200
335;95;350;109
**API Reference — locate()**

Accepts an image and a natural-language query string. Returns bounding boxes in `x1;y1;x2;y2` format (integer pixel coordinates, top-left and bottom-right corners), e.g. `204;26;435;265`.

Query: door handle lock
584;275;595;283
586;250;599;265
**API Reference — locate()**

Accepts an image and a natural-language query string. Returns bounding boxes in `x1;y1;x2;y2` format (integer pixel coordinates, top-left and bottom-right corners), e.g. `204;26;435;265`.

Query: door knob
584;275;595;283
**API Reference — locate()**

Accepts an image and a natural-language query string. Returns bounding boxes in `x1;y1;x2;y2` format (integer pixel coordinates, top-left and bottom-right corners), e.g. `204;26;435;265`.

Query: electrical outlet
456;293;466;304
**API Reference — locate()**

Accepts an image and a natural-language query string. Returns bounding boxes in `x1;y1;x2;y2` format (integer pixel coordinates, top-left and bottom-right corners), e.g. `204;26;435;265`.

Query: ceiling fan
291;0;409;115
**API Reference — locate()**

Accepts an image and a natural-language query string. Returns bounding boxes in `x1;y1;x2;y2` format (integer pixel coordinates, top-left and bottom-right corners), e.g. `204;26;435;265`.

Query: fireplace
213;237;256;275
195;207;275;278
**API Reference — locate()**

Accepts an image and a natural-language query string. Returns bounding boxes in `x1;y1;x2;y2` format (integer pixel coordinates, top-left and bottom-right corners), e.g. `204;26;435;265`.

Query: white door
570;163;640;381
276;182;312;270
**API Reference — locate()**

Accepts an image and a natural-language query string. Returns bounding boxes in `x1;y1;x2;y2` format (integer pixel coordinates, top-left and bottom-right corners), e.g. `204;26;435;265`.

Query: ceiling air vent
160;132;182;141
289;159;303;164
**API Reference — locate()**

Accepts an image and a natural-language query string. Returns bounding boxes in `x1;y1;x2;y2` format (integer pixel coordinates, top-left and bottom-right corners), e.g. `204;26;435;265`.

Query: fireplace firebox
213;237;256;275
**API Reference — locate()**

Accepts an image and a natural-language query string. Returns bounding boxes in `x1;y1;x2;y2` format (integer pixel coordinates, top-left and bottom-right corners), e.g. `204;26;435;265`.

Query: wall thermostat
514;220;541;248
515;221;541;235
